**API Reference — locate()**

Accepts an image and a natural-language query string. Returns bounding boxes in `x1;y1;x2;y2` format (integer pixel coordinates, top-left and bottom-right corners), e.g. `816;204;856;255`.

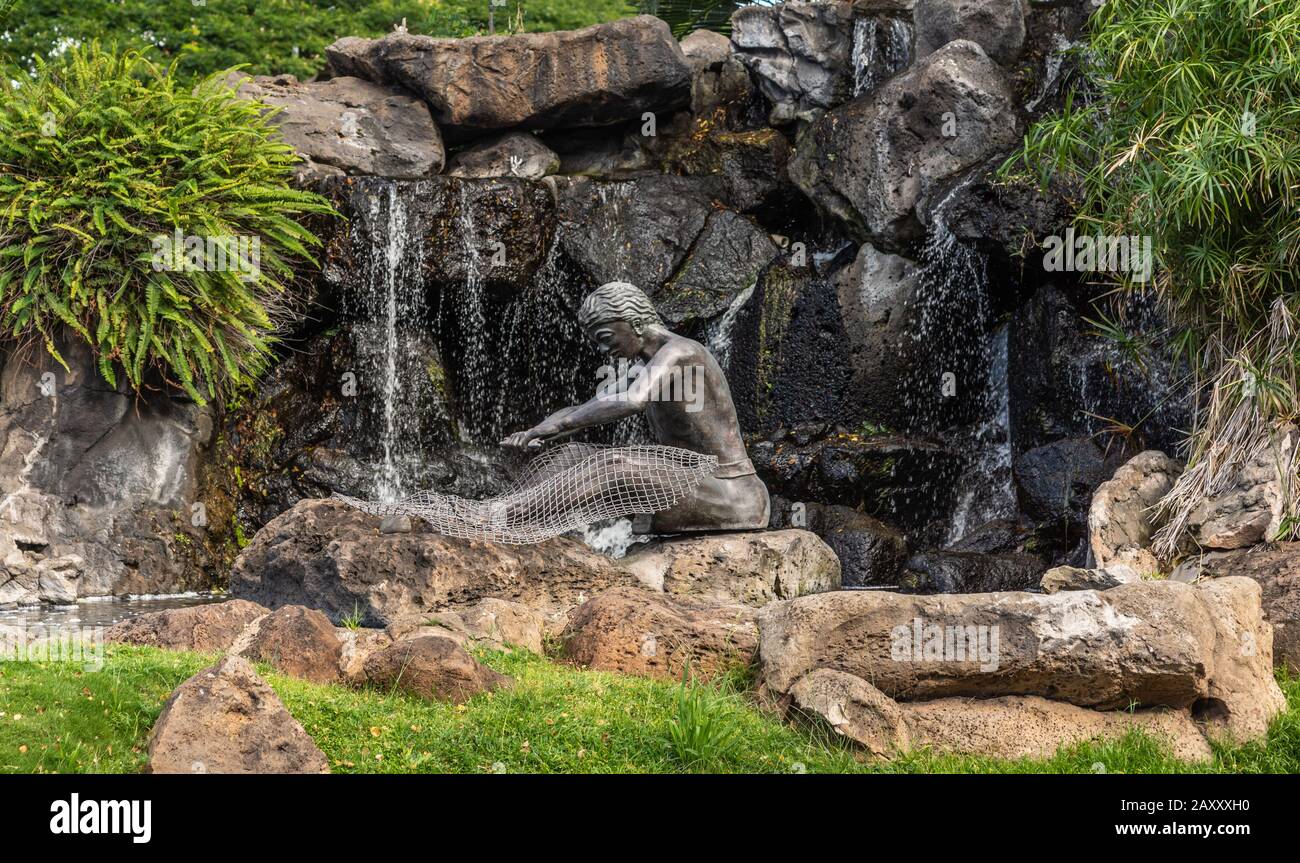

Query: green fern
0;44;335;405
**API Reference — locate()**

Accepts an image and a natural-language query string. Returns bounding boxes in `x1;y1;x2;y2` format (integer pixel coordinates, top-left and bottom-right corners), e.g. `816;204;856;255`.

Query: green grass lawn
1;645;1297;774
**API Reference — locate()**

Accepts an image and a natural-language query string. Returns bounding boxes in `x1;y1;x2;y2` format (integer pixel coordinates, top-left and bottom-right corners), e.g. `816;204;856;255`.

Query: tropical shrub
0;45;334;405
1006;0;1300;553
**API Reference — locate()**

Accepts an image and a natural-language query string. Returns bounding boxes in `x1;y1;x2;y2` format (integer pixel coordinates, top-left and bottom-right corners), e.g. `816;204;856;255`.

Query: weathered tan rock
362;635;511;703
1088;450;1183;576
106;600;269;652
756;578;1284;740
903;695;1213;762
241;605;343;685
230;499;634;626
788;668;911;756
1200;542;1300;674
786;668;1213;762
1195;577;1287;740
147;655;328;774
329;16;691;136
561;586;757;681
388;597;547;654
336;626;393;685
1186;426;1296;549
230;74;444;179
1040;564;1138;594
619;529;841;606
680;29;732;71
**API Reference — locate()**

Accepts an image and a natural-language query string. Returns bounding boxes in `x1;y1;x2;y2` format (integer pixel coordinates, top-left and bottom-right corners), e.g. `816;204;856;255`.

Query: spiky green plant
0;45;334;405
1005;0;1300;554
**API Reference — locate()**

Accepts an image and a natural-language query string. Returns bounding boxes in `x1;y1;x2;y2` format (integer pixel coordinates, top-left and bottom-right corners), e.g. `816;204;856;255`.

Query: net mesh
334;443;718;544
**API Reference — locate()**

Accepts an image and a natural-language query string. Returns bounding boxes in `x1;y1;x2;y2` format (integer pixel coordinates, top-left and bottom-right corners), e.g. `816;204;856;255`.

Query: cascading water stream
901;180;1016;545
349;180;430;504
852;16;913;97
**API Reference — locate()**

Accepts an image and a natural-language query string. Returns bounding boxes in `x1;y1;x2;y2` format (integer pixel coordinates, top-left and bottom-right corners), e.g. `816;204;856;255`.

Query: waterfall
705;282;756;373
900;180;1017;544
945;323;1015;545
348;180;431;503
852;16;913;97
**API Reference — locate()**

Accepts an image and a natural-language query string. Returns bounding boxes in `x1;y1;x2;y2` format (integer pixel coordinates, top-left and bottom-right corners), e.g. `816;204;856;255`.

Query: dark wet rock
1013;437;1109;536
915;0;1027;66
770;498;908;587
832;243;923;430
661;124;795;216
751;429;964;542
446;131;560;180
903;549;1043;592
230;74;444;179
788;40;1020;249
730;1;858;124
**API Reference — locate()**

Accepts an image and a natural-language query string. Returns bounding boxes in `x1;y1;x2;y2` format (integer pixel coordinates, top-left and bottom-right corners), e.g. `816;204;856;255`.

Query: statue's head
578;281;663;359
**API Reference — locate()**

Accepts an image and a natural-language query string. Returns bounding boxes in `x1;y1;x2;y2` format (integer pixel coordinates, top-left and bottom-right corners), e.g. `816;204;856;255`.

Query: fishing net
334;443;718;544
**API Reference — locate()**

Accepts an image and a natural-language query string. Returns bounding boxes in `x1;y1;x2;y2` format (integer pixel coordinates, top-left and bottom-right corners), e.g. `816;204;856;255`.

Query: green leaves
0;44;335;405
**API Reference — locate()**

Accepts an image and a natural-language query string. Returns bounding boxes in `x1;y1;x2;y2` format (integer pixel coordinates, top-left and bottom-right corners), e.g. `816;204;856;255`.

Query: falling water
852;16;913;97
900;180;1016;544
349;180;431;503
705;282;756;373
945;323;1015;544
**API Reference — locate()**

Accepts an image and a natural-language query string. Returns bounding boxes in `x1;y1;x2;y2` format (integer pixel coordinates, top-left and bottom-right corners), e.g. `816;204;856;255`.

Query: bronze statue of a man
502;281;770;533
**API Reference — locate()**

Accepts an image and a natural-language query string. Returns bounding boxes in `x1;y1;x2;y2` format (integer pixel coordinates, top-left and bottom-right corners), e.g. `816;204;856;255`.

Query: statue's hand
501;419;564;451
500;429;541;451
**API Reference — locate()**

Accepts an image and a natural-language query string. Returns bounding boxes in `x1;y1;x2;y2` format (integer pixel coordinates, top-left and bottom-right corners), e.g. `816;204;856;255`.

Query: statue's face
586;320;641;360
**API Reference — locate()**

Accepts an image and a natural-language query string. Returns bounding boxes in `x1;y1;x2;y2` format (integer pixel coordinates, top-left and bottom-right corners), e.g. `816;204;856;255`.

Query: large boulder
446;131;560;180
787;667;1212;762
680;29;733;72
730;1;857;124
1088;450;1182;577
229;498;634;627
788;39;1020;248
915;0;1027;66
242;605;344;685
105;600;268;652
1184;426;1297;550
756;577;1284;739
619;529;841;607
387;597;547;654
0;336;216;601
561;586;757;681
362;634;511;702
327;17;692;137
833;243;923;429
1199;543;1300;674
147;655;329;774
800;504;908;588
230;74;444;179
1013;437;1109;536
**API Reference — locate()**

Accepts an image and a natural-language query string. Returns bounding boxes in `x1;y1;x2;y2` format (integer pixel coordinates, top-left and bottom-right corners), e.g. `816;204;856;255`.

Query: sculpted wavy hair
578;282;663;332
